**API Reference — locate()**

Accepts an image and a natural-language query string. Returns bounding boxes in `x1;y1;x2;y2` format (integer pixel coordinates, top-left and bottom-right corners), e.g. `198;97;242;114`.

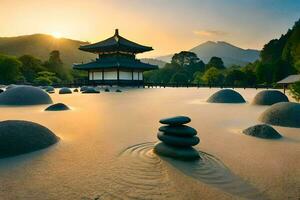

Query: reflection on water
117;142;268;200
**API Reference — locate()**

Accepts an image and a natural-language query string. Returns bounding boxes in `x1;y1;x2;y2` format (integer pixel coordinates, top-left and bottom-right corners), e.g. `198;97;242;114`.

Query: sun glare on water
52;32;62;39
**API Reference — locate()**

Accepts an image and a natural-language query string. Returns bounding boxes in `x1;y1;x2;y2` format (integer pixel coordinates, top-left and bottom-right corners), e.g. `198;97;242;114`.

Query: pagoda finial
115;29;119;36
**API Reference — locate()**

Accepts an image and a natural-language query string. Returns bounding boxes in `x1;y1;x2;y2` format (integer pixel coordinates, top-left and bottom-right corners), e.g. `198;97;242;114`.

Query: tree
170;72;189;84
33;71;61;86
44;50;72;82
0;54;22;84
171;51;200;67
225;69;245;86
19;55;45;82
202;67;224;85
289;82;300;101
206;57;225;70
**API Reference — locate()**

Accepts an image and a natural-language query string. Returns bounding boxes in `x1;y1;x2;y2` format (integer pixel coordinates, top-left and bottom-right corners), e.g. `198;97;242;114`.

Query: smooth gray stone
0;85;52;106
159;116;191;125
45;103;70;111
159;125;197;136
207;89;246;103
243;124;282;139
0;120;59;158
157;132;200;146
252;90;289;105
82;87;100;94
80;86;88;92
259;102;300;128
59;87;72;94
153;142;200;160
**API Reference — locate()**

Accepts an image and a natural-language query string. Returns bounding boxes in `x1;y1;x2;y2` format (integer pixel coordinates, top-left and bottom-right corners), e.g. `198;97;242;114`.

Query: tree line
0;50;85;85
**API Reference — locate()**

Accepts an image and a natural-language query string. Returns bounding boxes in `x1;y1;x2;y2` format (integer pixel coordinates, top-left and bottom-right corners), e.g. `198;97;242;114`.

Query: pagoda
73;29;158;86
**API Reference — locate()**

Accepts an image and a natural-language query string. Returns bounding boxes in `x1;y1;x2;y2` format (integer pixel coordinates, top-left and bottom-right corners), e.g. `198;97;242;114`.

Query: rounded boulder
0;85;53;106
259;102;300;128
45;103;70;111
0;120;59;158
59;87;72;94
207;89;246;103
243;124;282;139
252;90;289;105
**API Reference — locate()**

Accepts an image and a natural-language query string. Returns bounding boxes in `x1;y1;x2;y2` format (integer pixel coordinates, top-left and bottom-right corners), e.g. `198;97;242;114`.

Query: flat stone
157;132;199;146
243;124;282;139
45;103;70;111
153;142;200;161
159;125;197;136
159;116;191;125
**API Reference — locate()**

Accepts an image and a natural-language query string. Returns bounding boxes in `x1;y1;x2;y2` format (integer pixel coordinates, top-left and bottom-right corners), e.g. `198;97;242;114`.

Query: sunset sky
0;0;299;57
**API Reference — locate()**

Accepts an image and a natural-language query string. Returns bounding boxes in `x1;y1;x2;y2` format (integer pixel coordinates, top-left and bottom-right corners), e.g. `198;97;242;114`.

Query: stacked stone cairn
154;116;200;160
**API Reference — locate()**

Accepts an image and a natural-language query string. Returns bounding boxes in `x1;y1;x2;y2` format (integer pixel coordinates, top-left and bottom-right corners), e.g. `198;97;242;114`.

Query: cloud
193;30;227;37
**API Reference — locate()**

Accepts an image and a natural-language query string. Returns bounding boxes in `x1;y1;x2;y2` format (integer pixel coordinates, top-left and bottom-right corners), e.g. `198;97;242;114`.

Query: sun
52;31;62;39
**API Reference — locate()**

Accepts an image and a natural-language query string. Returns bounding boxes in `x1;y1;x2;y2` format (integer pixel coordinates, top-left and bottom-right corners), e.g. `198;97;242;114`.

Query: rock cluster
0;85;53;106
154;116;200;160
259;102;300;128
0;120;59;158
243;124;282;139
45;103;70;111
252;90;289;105
207;89;246;103
59;87;72;94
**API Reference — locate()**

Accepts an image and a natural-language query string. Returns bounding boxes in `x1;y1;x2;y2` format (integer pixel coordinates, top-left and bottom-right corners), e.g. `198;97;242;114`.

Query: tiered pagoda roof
79;29;153;54
74;29;157;71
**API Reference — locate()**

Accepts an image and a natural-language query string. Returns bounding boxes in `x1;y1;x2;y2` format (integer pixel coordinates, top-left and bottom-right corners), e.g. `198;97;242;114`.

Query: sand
0;88;298;200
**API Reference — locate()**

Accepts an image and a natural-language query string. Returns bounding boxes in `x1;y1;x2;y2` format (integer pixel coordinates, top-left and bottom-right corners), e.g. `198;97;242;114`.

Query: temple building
73;29;158;86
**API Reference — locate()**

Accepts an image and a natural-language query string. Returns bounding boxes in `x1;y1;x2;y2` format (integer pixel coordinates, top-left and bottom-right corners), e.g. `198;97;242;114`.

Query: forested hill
0;34;96;67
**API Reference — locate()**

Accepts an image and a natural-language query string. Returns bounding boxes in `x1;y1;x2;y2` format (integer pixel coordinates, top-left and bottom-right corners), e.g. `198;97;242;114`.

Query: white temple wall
104;71;117;80
119;71;132;80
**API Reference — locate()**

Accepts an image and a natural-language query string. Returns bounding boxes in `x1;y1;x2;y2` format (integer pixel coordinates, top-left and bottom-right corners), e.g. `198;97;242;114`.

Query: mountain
156;41;260;67
140;58;166;68
0;34;96;67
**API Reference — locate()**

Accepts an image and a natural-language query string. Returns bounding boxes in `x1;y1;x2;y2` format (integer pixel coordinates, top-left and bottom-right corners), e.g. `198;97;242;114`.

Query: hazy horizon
0;0;299;57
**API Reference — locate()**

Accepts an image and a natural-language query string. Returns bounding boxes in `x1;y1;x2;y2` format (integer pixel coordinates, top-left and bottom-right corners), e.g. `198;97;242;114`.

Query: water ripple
100;142;268;200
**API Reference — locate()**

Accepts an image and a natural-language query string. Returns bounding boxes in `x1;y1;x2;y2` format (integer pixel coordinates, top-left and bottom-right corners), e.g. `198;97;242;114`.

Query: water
0;88;299;200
